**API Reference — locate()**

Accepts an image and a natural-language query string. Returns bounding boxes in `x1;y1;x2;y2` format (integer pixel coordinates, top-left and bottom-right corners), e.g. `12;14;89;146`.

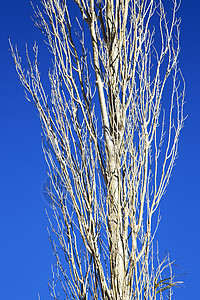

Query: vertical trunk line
108;155;128;299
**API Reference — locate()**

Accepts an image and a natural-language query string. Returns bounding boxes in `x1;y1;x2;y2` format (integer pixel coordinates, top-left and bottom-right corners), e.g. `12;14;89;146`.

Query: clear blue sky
0;1;199;299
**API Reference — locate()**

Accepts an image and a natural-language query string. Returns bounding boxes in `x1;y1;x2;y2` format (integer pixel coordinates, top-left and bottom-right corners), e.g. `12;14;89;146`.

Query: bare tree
10;0;185;299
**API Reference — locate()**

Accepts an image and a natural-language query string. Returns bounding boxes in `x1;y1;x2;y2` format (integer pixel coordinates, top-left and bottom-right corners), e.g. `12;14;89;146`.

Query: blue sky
0;0;199;299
